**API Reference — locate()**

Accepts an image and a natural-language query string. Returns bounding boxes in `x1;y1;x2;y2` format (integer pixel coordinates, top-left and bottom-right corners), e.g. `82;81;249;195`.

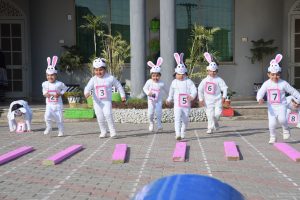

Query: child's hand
148;92;153;96
54;92;60;98
44;93;50;98
121;97;126;102
258;99;264;104
187;95;193;101
199;100;205;107
85;93;90;98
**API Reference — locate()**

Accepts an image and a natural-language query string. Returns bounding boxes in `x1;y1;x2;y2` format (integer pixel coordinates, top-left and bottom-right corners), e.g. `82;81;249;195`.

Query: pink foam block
43;144;83;165
224;141;240;161
112;144;127;164
0;146;34;165
274;143;300;162
173;142;187;162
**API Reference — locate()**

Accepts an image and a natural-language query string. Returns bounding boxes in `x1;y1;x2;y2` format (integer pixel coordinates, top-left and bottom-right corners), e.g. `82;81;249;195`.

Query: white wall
218;0;283;99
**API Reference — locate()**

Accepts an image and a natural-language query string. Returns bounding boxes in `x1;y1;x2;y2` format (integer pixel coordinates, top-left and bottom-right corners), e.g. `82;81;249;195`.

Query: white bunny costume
256;54;300;143
84;57;125;138
166;53;197;139
286;96;300;128
42;56;67;136
143;57;168;131
198;52;228;133
7;100;32;132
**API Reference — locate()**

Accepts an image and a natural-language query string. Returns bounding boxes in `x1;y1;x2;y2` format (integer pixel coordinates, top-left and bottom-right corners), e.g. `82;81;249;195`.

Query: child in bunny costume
257;54;300;144
166;53;197;140
143;57;168;132
84;58;126;138
7;100;32;132
42;56;67;137
286;96;300;128
198;52;228;134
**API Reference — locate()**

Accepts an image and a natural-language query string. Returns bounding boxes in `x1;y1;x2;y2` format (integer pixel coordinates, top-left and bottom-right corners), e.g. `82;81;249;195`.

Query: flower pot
223;100;231;108
67;96;81;108
112;92;122;102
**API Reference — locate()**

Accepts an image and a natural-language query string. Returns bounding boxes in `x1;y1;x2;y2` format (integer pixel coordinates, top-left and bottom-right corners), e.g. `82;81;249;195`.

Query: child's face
151;73;161;82
208;70;217;77
94;67;106;78
268;72;280;82
46;74;57;83
175;73;185;80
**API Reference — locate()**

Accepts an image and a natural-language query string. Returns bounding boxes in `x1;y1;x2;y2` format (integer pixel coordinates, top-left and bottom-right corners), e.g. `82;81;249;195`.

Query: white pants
174;107;190;137
45;105;64;132
7;112;32;132
205;103;222;130
94;101;116;135
268;105;289;137
148;100;162;127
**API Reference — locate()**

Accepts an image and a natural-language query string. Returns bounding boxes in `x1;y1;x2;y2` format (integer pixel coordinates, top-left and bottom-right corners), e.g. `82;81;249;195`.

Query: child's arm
166;82;174;105
198;81;205;107
42;82;50;98
112;77;126;102
284;82;300;100
188;80;197;101
219;79;228;103
84;78;94;98
143;80;151;96
256;82;267;104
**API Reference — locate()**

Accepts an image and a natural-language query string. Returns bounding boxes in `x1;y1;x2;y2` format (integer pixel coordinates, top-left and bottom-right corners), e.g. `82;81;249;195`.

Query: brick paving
0;120;300;200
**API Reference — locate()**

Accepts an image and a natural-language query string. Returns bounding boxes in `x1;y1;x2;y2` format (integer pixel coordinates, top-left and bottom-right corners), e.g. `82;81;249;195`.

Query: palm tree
80;14;106;56
101;32;130;80
185;24;220;80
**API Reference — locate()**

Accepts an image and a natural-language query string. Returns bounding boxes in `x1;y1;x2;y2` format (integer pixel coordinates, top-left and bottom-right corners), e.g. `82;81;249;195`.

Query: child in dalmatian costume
286;96;300;128
84;58;126;138
7;100;32;132
166;53;197;140
143;57;168;132
198;52;228;134
42;56;67;137
257;54;300;144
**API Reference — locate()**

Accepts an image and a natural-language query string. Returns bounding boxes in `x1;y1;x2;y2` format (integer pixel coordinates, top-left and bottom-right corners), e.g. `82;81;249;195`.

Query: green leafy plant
249;39;278;82
58;45;83;72
101;32;130;80
185;24;220;81
80;14;106;56
149;39;160;53
150;18;160;32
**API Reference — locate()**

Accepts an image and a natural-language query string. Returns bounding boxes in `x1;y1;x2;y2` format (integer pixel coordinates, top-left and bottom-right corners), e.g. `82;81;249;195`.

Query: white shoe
99;132;107;138
268;136;276;144
58;132;64;137
149;123;154;132
110;132;117;139
297;123;300;128
283;133;291;140
181;134;185;139
206;129;213;134
44;128;52;135
156;126;163;132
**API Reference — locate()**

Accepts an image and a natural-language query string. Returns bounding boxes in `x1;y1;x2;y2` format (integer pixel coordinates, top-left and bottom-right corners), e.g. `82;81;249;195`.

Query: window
176;0;234;62
75;0;130;61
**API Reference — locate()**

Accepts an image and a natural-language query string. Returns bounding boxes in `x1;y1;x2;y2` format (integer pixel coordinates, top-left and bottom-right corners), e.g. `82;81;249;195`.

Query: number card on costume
205;82;216;95
288;112;299;124
178;94;189;108
95;85;107;99
47;90;58;103
149;88;160;101
267;89;281;104
16;122;26;133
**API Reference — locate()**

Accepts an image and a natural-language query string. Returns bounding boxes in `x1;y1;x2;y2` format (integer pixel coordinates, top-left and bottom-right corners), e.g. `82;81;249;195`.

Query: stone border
113;108;207;123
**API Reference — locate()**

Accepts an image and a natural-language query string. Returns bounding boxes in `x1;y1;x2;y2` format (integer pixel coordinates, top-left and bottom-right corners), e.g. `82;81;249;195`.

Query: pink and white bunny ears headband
174;53;187;74
268;54;282;73
46;56;58;74
147;57;163;73
204;52;218;71
93;57;106;68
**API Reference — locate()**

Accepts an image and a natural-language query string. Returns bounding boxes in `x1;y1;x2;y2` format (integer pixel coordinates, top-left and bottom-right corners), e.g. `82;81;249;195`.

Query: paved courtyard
0;120;300;200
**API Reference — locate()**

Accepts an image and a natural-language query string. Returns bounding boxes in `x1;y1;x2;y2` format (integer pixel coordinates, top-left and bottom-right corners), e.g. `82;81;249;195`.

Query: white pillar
130;0;146;97
160;0;176;88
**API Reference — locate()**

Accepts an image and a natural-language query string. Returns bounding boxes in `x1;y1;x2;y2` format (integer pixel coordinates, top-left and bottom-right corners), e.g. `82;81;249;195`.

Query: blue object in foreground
133;174;244;200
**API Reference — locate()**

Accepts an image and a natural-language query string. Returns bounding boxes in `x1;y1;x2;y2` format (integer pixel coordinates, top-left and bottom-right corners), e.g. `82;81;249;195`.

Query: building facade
1;0;300;101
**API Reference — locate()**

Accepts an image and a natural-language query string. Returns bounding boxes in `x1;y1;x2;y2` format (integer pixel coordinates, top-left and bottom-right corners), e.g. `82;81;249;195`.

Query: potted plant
223;89;236;108
249;39;277;91
101;32;130;102
150;18;160;32
63;90;83;108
